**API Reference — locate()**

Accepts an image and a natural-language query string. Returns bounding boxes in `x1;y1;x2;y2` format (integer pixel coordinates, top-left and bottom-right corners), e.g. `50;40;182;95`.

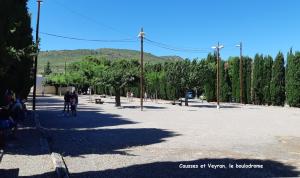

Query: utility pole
139;28;145;111
32;0;42;111
239;42;243;104
212;42;224;109
236;42;243;104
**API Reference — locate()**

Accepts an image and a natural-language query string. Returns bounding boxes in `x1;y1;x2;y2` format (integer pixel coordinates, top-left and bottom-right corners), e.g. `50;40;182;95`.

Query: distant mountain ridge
38;48;183;73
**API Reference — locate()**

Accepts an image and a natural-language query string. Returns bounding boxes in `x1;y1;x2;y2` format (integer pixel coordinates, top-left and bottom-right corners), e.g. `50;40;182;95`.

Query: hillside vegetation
38;48;183;73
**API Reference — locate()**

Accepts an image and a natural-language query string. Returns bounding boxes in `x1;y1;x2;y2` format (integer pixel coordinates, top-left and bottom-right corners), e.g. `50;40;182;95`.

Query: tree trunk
185;90;189;106
55;86;59;95
115;88;121;107
59;85;62;96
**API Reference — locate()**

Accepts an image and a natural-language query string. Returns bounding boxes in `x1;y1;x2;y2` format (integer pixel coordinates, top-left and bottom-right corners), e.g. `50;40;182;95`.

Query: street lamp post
32;0;42;111
212;42;224;109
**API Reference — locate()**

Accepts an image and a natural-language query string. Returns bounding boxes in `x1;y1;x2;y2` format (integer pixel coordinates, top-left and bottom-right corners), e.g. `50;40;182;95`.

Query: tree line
45;50;300;107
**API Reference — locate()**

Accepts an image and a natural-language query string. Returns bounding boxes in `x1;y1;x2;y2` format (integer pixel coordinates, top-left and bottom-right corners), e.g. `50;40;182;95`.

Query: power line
37;31;138;43
144;38;212;53
51;0;134;39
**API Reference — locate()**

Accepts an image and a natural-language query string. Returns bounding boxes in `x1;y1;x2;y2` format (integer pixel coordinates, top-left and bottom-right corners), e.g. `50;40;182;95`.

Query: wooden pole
216;42;220;109
32;0;42;110
139;28;144;111
239;42;243;104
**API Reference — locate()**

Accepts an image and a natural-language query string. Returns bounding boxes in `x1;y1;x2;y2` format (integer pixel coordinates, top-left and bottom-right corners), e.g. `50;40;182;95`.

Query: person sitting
10;97;24;122
0;107;17;148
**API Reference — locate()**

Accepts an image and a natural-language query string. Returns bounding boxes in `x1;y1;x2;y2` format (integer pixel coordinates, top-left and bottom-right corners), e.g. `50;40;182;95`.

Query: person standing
71;91;78;117
144;92;148;101
63;91;71;115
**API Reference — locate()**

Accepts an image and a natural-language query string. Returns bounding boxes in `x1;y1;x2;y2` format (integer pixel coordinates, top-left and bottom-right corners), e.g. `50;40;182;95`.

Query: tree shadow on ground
120;105;167;110
19;158;300;178
70;158;300;178
47;128;178;156
36;96;136;129
2;96;178;157
0;168;19;178
190;104;240;109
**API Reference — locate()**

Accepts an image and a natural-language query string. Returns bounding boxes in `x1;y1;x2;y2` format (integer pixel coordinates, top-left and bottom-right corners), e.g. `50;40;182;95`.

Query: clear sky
28;0;300;60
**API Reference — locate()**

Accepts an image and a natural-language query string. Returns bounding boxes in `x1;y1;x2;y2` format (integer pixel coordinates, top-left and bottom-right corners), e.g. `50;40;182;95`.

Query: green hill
38;48;183;73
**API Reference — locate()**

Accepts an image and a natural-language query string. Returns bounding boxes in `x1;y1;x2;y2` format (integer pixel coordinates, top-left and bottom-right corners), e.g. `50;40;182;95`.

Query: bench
100;95;106;98
171;99;183;106
95;99;104;104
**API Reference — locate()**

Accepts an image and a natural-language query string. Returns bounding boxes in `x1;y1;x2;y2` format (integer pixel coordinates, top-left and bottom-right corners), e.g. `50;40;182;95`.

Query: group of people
63;91;78;117
0;89;28;147
126;91;150;102
126;91;134;102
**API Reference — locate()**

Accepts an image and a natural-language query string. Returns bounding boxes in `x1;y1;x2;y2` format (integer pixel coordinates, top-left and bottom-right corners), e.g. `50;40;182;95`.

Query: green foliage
0;0;35;102
270;52;285;106
286;50;300;107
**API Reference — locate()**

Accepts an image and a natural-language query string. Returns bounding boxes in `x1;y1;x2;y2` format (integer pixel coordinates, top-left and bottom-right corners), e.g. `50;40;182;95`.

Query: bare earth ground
2;94;300;177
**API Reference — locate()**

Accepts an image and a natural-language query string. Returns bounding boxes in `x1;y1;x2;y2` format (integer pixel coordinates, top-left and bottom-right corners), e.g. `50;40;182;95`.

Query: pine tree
270;52;285;106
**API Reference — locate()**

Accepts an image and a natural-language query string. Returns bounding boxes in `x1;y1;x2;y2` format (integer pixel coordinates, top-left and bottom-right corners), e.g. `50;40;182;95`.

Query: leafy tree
270;52;285;106
102;59;139;106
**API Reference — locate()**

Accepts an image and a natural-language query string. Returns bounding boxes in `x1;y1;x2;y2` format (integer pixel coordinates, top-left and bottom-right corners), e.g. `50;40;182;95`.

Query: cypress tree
228;57;240;102
263;55;273;105
0;0;34;101
220;61;231;102
44;61;52;76
204;53;216;102
270;52;285;106
252;54;265;105
243;57;252;104
286;50;300;107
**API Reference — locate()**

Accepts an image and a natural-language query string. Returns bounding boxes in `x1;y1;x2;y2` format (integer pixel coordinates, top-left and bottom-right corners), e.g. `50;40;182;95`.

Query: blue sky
28;0;300;60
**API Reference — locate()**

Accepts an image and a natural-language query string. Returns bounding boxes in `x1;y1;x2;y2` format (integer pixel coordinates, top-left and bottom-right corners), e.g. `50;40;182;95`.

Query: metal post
32;0;42;111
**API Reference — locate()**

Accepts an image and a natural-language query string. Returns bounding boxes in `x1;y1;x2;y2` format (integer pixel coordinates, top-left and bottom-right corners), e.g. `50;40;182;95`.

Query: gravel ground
37;95;300;178
0;110;55;178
